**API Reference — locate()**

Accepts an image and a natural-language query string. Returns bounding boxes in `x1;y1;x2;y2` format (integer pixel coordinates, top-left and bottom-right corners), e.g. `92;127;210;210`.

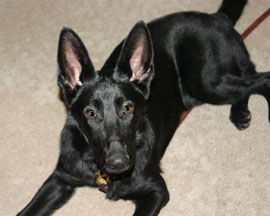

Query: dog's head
57;21;154;174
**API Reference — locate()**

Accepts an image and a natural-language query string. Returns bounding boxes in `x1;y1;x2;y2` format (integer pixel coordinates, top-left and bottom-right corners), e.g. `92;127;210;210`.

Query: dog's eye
87;110;96;120
123;104;134;115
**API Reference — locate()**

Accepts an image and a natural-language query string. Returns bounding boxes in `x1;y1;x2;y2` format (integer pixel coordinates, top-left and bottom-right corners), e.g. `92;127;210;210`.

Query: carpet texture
1;0;269;215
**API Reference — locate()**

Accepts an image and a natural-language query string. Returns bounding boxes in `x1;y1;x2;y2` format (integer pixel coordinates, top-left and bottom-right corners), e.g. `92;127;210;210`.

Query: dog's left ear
115;21;154;99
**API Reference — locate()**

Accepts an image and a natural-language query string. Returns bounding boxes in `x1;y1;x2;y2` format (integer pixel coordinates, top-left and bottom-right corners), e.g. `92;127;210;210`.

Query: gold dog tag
96;170;111;193
96;170;108;185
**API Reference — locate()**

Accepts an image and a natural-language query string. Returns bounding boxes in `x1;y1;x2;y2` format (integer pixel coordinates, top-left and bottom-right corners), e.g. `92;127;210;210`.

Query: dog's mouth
104;163;132;174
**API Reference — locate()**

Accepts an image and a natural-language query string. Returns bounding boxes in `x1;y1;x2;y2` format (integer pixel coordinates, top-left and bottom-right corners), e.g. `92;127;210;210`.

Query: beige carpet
1;0;269;215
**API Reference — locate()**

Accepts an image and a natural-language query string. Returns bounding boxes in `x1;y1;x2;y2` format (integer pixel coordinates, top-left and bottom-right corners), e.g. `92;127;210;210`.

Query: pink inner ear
129;45;147;82
64;47;82;89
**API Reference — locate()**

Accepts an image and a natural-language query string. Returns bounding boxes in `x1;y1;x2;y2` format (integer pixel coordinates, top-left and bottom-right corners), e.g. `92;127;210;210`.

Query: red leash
242;8;270;39
178;8;270;126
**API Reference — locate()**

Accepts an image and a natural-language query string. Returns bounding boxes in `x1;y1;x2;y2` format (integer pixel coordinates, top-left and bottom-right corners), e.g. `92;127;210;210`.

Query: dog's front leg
132;174;169;216
17;171;75;216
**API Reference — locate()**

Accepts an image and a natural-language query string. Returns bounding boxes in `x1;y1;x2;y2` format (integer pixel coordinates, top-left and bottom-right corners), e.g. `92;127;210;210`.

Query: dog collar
96;169;133;192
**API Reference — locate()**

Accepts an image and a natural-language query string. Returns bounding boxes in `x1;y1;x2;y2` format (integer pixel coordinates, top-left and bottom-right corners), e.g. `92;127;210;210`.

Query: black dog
17;0;270;215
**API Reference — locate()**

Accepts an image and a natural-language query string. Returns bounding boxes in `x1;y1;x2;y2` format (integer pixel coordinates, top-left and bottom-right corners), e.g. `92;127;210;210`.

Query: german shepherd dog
18;0;270;215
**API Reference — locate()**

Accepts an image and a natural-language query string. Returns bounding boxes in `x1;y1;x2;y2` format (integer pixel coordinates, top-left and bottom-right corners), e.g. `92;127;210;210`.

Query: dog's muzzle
106;153;129;172
105;141;130;173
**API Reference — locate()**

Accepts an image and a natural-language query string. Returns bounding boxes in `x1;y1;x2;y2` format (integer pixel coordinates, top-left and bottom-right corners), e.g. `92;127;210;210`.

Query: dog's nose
106;155;129;172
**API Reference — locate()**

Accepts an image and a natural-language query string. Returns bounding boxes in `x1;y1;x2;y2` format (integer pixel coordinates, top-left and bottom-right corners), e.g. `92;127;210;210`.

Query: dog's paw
230;108;251;130
106;183;120;200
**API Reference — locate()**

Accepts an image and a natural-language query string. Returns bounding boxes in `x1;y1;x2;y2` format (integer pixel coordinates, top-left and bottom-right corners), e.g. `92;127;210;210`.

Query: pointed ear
57;27;95;105
115;21;154;99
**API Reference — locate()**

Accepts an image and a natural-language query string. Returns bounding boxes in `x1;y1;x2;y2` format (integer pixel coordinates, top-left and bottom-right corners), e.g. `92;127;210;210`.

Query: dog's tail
217;0;248;26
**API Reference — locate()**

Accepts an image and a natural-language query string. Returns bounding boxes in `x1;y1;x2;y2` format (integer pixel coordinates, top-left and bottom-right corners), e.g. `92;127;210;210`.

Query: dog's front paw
230;107;251;130
106;183;120;200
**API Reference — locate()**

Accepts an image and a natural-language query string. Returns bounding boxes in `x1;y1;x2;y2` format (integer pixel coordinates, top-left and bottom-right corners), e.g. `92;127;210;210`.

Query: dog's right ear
57;27;95;105
114;21;154;99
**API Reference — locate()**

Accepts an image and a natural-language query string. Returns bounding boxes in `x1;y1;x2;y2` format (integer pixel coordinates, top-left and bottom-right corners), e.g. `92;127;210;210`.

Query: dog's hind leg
230;97;251;130
222;71;270;129
190;70;270;129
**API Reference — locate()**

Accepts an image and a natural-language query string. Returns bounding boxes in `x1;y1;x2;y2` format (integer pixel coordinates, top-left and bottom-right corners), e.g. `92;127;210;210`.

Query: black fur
18;0;270;215
218;0;248;25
